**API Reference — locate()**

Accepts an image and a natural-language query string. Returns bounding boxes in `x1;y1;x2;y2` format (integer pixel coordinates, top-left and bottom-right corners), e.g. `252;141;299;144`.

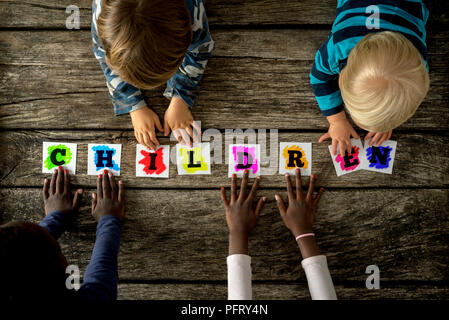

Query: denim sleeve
164;0;215;108
39;210;68;240
91;0;147;116
78;214;122;301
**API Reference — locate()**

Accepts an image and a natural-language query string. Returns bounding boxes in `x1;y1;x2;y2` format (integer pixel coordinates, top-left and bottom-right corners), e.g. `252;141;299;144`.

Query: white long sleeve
227;254;252;300
301;255;337;300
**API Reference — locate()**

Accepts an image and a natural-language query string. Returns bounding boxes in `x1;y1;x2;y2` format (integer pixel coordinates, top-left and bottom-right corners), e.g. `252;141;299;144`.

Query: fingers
386;130;392;141
220;186;229;207
239;170;249;201
118;180;125;205
192;121;201;143
109;172;118;200
247;176;261;202
72;189;82;210
275;194;287;215
295;168;303;200
97;173;103;199
173;129;183;144
254;197;266;220
306;174;316;202
43;178;50;200
56;167;63;194
365;131;375;142
64;169;70;195
231;173;237;202
154;116;164;133
143;132;156;151
148;130;160;150
91;192;97;215
313;187;325;207
377;134;388;146
370;132;382;146
180;129;191;147
102;170;111;198
285;173;294;202
331;139;338;156
340;140;350;157
164;120;170;137
318;133;330;144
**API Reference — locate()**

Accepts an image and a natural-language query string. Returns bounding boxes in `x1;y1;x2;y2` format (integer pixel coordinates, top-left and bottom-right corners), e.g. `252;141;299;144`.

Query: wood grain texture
117;283;449;300
1;0;447;28
1;188;448;282
0;130;448;188
0;30;448;130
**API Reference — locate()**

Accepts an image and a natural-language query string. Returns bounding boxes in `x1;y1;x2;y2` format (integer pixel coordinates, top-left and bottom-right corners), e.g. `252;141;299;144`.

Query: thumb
275;194;287;215
91;192;97;216
318;133;330;144
72;189;83;211
351;127;360;139
155;116;163;133
164;120;170;136
254;197;266;220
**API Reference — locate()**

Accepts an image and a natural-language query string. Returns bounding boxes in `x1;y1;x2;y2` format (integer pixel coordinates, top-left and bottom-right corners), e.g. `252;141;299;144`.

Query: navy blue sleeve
39;210;68;240
78;214;122;301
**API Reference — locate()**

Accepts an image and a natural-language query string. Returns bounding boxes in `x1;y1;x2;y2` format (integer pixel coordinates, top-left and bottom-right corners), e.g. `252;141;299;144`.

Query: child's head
97;0;192;90
339;31;429;132
0;222;68;301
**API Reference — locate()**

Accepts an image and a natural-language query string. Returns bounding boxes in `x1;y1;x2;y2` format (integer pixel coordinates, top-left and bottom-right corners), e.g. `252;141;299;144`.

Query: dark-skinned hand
92;170;125;223
275;169;324;237
43;166;82;216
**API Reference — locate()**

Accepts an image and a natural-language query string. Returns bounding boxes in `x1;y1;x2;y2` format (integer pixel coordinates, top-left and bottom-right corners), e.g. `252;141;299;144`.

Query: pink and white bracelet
295;233;315;241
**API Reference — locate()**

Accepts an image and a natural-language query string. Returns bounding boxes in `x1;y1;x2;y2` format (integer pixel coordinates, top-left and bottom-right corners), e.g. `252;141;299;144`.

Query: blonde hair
339;31;429;132
97;0;192;90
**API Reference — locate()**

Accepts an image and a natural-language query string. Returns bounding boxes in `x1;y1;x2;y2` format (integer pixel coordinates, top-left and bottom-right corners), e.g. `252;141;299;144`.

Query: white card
279;142;312;176
42;142;77;174
362;140;397;174
329;139;364;176
176;143;211;175
228;144;261;177
136;144;170;178
87;144;122;176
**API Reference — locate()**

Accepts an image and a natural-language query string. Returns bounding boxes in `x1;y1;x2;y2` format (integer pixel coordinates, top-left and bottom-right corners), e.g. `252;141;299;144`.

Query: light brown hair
97;0;192;89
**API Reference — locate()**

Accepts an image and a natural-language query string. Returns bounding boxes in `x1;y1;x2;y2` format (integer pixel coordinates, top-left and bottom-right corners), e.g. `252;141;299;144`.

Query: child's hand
365;130;392;146
164;97;200;147
91;170;125;223
275;169;324;237
43;167;82;216
319;111;359;156
130;107;164;151
221;170;266;255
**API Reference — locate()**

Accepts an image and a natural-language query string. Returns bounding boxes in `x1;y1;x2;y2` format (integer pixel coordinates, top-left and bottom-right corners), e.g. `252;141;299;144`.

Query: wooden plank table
0;0;448;299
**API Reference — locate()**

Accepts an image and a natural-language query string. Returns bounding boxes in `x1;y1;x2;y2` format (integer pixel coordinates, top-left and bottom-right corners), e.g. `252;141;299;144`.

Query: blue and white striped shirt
92;0;215;115
310;0;429;116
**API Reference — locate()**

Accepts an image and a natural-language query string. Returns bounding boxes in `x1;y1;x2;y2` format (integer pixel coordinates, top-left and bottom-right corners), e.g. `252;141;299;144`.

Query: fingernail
232;174;236;178
119;181;123;185
312;174;316;179
244;169;249;174
92;193;95;198
262;197;266;202
256;176;261;180
78;189;83;193
220;187;224;190
53;169;57;173
99;174;102;178
104;169;108;174
109;172;113;177
58;166;62;170
275;195;279;201
64;169;68;173
285;173;289;177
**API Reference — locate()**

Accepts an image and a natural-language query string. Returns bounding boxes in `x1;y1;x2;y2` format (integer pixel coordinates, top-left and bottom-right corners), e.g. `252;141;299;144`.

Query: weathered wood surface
117;283;449;300
1;188;448;282
0;30;448;130
0;130;448;188
1;0;447;28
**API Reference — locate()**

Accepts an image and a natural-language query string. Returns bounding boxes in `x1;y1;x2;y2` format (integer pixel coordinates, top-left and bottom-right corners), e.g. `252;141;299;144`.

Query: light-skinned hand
130;106;164;151
164;97;201;147
365;130;392;146
319;111;359;156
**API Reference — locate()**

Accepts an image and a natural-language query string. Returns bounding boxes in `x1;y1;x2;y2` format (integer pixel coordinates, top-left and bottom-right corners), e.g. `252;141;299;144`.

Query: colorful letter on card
228;144;260;177
329;139;363;176
279;142;311;176
177;143;211;175
87;144;122;176
362;140;397;174
42;142;77;174
136;144;170;178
